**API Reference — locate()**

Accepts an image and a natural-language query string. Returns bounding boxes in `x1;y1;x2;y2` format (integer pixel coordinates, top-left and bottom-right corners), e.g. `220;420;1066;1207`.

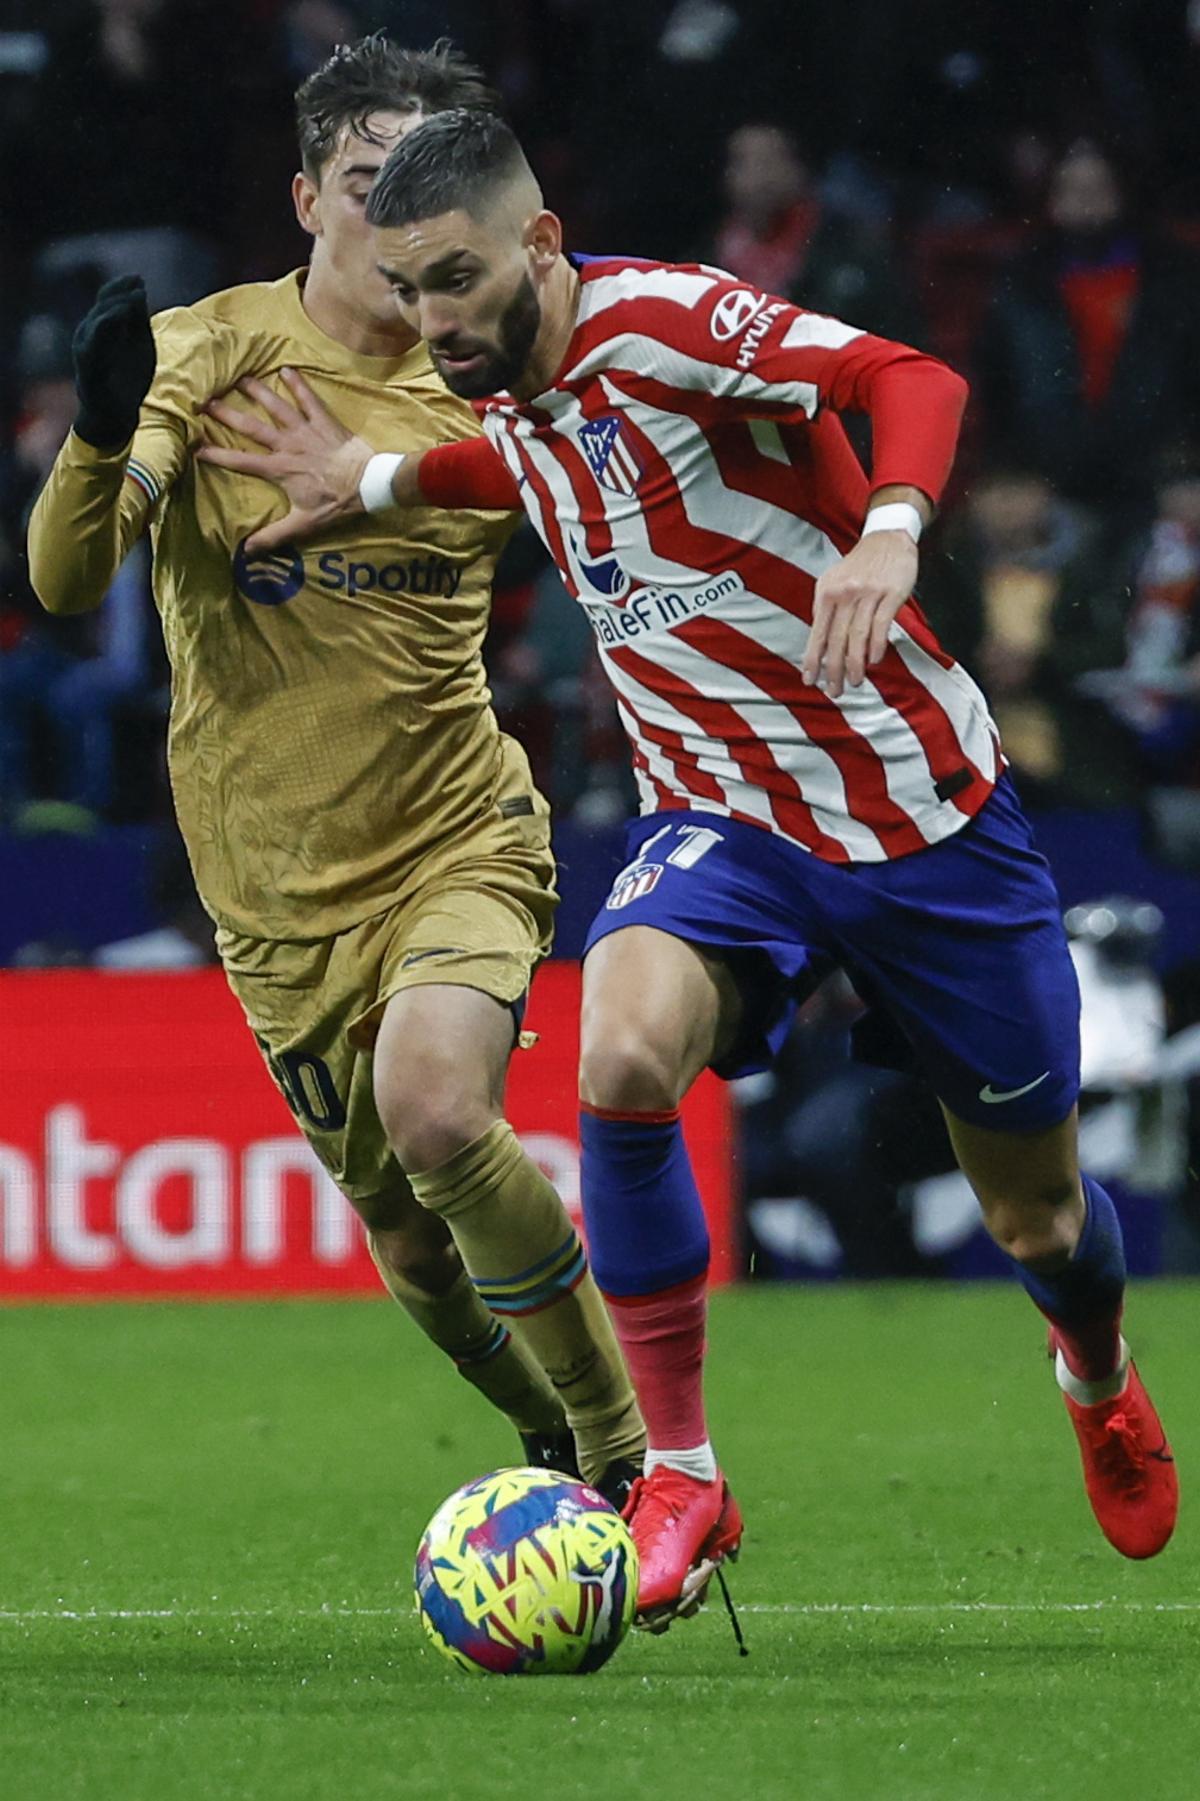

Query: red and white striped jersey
474;255;1003;863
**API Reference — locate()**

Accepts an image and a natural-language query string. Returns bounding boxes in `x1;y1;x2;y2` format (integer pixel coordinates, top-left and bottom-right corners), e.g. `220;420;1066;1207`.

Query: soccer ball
414;1466;638;1675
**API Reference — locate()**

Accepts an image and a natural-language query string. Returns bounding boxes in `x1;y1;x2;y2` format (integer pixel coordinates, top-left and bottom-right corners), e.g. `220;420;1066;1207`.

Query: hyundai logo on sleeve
710;288;765;341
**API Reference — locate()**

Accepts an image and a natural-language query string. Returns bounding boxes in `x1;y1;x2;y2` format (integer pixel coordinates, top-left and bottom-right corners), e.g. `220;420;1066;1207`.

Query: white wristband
358;452;406;514
861;501;923;543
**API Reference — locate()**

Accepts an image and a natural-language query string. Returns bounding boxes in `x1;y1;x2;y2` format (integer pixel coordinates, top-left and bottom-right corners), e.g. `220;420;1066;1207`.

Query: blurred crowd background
2;0;1199;1274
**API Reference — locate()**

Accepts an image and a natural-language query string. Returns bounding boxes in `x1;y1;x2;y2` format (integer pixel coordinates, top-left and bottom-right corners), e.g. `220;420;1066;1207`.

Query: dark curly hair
295;34;499;181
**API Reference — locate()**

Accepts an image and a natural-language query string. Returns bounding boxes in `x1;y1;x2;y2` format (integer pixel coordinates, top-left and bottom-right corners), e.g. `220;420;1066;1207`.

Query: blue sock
579;1106;709;1298
1014;1175;1126;1379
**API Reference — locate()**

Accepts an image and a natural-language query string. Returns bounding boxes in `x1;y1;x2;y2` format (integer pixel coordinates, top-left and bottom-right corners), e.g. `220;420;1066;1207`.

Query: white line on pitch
1;1601;1198;1622
742;1602;1200;1615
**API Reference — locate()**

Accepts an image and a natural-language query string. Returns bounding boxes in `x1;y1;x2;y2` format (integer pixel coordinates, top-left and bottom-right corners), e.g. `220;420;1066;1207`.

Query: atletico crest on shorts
606;861;663;909
579;415;643;496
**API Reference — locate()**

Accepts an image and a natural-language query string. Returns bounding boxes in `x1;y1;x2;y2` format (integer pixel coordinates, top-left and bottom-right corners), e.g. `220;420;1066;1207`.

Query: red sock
1051;1308;1124;1385
604;1273;708;1450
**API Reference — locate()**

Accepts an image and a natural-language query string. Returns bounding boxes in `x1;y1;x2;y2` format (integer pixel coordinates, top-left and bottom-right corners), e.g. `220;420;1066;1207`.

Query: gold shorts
218;788;556;1225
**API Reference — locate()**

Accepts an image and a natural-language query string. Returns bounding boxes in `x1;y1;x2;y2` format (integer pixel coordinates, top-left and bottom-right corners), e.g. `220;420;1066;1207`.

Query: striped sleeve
568;264;969;508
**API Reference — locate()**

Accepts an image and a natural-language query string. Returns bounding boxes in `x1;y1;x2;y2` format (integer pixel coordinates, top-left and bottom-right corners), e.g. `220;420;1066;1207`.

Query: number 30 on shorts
255;1036;347;1131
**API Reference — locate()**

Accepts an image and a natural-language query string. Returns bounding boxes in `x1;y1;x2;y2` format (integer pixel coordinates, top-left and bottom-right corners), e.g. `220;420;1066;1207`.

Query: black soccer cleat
594;1457;643;1514
519;1427;580;1478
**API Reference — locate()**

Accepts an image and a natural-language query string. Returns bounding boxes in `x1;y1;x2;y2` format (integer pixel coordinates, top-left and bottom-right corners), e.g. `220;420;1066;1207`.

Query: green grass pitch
3;1282;1197;1800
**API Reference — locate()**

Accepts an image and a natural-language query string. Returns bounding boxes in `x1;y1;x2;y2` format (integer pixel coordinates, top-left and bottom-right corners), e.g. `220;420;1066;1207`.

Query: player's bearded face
429;270;542;399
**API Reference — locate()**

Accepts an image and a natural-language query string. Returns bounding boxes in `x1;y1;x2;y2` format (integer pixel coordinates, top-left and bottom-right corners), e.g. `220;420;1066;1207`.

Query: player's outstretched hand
72;274;157;450
197;368;376;555
801;530;919;700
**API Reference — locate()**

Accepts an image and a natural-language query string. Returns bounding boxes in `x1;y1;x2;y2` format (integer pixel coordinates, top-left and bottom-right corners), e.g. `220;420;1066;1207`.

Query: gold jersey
28;270;527;941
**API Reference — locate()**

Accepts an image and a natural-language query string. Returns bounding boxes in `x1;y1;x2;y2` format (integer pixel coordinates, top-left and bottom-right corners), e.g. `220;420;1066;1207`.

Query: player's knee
375;1072;494;1176
983;1180;1083;1266
384;1104;489;1177
579;1024;684;1112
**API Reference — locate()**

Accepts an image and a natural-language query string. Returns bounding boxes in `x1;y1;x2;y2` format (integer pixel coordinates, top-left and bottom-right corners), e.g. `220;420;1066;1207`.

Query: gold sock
367;1238;566;1437
407;1121;646;1485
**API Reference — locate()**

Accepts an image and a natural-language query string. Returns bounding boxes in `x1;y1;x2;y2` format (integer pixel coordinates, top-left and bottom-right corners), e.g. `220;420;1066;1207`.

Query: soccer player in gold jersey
27;37;643;1494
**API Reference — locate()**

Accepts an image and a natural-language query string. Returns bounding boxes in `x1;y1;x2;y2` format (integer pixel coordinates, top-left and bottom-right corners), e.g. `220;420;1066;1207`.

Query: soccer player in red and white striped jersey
469;253;1000;864
206;110;1178;1630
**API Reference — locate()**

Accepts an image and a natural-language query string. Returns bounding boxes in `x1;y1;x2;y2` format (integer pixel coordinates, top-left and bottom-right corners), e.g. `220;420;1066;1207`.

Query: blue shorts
583;775;1080;1132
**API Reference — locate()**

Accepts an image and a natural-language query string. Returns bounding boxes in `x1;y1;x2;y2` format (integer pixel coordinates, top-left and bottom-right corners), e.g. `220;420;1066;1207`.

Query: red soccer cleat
623;1465;744;1631
1053;1337;1178;1560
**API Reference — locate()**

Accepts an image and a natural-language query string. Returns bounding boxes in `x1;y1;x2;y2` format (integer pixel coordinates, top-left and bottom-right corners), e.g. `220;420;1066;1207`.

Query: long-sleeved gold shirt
29;270;526;941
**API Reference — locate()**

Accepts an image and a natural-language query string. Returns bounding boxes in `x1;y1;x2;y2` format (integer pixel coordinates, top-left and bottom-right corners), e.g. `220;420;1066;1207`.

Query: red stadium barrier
0;965;737;1299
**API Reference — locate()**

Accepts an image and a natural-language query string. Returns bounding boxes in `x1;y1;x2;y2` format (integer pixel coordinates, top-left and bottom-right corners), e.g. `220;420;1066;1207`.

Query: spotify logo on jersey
233;539;306;606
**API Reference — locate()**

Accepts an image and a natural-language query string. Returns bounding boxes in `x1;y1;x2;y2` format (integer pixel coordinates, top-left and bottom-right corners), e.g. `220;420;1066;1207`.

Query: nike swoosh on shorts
978;1072;1051;1104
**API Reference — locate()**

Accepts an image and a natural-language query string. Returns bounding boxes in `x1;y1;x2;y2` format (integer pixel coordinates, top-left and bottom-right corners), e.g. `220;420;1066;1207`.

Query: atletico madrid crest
606;862;663;909
579;415;644;496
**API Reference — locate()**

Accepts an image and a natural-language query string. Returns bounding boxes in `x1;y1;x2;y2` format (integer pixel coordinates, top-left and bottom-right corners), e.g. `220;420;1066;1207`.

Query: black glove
71;274;157;450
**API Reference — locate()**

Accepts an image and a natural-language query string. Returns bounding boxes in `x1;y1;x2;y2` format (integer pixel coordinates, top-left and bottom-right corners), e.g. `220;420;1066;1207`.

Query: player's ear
293;170;321;239
525;210;562;277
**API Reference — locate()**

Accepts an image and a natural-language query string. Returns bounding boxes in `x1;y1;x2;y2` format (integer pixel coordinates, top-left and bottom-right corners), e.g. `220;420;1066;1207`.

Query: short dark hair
366;109;530;229
295;35;498;180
